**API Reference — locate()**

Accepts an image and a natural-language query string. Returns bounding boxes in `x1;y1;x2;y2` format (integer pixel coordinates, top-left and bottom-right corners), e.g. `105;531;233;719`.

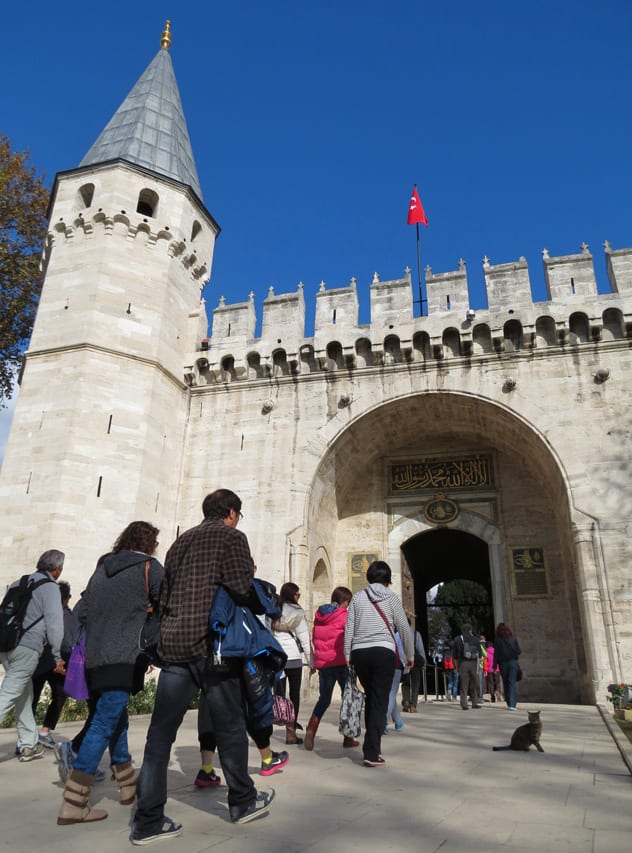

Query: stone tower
0;23;218;580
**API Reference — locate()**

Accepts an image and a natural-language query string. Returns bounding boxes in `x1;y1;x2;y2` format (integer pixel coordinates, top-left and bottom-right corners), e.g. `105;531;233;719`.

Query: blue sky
2;1;632;457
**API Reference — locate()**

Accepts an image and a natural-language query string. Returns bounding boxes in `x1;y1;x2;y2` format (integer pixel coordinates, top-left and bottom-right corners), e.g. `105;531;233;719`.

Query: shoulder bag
339;667;364;738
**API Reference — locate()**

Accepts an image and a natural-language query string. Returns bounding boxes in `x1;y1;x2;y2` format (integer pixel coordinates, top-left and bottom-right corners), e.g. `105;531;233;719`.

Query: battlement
187;244;632;385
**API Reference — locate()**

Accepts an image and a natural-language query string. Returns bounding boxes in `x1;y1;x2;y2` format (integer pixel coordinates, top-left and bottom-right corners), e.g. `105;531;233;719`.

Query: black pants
198;691;272;752
351;646;395;762
31;669;67;730
275;664;302;720
135;659;255;835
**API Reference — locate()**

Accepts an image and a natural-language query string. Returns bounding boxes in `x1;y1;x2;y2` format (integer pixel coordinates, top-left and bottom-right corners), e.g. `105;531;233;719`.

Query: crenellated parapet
187;243;632;385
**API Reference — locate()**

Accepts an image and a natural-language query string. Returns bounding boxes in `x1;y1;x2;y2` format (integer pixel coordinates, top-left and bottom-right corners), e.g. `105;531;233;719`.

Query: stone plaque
511;547;549;597
349;552;380;594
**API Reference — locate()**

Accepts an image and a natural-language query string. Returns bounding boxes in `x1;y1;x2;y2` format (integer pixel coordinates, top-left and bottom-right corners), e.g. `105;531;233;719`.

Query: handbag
272;694;295;725
516;666;523;682
138;560;161;664
339;667;364;739
64;628;89;700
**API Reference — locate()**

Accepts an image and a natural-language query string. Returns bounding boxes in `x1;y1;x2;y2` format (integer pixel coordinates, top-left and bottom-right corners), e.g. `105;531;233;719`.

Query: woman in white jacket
273;583;314;744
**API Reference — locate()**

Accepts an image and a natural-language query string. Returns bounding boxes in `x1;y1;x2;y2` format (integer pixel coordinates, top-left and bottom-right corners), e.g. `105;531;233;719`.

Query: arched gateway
305;390;614;705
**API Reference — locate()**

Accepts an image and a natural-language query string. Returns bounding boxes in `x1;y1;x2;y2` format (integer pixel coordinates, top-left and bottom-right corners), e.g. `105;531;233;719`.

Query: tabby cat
492;711;544;752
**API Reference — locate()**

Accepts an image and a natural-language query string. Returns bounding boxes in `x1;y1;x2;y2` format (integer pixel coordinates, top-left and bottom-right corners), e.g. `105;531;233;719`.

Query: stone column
572;522;618;701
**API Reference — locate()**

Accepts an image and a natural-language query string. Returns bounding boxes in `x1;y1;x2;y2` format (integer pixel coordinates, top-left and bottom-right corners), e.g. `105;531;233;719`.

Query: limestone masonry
0;31;630;705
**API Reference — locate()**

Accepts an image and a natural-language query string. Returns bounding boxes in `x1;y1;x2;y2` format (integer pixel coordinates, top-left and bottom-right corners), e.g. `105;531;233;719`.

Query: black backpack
461;633;480;660
0;574;53;652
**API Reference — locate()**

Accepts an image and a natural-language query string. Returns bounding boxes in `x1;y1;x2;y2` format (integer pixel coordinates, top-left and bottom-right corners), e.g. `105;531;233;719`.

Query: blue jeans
135;659;255;836
444;669;458;698
312;665;347;719
499;659;519;708
73;689;131;773
387;668;403;724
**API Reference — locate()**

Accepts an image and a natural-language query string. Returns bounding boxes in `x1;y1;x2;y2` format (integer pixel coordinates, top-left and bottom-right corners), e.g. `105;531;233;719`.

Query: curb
597;702;632;775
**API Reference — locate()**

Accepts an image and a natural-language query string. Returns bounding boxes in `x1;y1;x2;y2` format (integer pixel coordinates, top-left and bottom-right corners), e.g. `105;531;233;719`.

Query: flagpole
416;221;424;316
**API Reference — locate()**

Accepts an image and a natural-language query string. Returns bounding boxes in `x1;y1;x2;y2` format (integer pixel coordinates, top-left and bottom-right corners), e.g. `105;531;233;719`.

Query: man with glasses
132;489;275;846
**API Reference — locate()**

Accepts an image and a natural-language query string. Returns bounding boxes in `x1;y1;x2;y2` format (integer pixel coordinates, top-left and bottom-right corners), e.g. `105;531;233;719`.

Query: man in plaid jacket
132;489;275;845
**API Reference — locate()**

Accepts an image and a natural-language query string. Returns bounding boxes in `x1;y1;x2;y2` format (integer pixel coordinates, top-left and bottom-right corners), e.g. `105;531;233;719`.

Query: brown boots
285;723;304;745
57;769;108;825
304;715;320;750
111;761;138;805
343;735;359;748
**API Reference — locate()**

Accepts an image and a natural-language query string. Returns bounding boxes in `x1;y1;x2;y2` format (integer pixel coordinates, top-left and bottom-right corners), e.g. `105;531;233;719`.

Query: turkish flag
407;186;428;226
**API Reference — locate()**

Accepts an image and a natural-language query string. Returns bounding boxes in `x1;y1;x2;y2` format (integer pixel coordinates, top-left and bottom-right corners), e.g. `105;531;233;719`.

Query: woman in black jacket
57;521;163;826
493;622;521;711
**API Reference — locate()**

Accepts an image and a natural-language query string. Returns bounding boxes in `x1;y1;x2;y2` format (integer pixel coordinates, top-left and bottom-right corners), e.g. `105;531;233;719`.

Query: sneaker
260;751;289;777
383;727;390;734
394;721;404;731
38;731;56;749
229;789;275;824
56;740;75;783
194;768;222;788
362;757;386;768
18;743;45;762
131;817;183;846
95;767;106;783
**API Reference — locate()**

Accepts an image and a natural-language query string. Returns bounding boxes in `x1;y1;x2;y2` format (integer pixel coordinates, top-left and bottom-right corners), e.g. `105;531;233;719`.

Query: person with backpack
452;624;482;710
0;549;65;761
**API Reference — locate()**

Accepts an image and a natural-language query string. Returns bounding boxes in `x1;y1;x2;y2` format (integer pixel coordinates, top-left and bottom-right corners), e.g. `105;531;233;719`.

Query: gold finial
160;20;172;50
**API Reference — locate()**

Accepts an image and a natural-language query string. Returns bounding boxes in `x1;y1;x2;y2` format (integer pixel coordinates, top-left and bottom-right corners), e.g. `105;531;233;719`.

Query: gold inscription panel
390;456;493;492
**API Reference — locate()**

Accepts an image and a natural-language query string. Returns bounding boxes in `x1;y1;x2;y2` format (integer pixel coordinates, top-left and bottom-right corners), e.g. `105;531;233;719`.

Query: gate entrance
401;528;494;662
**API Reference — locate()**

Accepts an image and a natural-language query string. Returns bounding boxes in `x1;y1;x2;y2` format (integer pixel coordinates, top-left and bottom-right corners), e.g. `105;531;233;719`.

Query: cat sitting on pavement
492;711;544;752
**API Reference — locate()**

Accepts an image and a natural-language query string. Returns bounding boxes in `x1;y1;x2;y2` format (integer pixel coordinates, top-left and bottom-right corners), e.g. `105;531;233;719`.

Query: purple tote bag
64;629;89;700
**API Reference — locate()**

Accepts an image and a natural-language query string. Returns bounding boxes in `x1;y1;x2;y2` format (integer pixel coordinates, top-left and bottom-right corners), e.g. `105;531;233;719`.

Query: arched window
412;331;431;361
472;324;492;354
569;312;589;345
326;341;344;370
191;220;202;242
355;338;373;367
272;349;289;376
535;316;556;347
246;352;263;380
137;188;159;217
602;308;624;340
221;355;236;382
504;319;523;352
78;183;95;208
384;335;403;363
442;328;462;357
299;345;316;373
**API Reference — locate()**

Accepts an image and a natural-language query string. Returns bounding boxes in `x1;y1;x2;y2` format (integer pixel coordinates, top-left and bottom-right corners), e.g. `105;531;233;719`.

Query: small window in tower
191;220;202;241
78;183;95;208
137;188;159;217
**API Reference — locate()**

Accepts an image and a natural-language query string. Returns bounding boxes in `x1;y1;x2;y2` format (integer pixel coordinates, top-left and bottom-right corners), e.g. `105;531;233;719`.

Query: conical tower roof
80;23;202;198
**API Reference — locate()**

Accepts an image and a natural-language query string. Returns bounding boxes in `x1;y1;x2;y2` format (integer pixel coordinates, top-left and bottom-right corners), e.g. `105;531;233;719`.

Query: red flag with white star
407;185;428;226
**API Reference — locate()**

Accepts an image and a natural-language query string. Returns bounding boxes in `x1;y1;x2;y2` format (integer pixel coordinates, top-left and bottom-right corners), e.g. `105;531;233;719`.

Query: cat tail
492;745;511;751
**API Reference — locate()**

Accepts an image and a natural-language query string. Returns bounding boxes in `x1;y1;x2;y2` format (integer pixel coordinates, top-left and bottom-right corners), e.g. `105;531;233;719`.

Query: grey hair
36;549;65;573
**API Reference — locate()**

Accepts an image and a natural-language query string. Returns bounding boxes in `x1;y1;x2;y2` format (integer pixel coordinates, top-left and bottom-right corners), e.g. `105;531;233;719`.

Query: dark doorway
401;528;494;663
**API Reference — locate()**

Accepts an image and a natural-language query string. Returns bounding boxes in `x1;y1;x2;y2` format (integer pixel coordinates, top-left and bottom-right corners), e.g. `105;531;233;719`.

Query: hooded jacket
77;550;163;692
312;603;348;669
